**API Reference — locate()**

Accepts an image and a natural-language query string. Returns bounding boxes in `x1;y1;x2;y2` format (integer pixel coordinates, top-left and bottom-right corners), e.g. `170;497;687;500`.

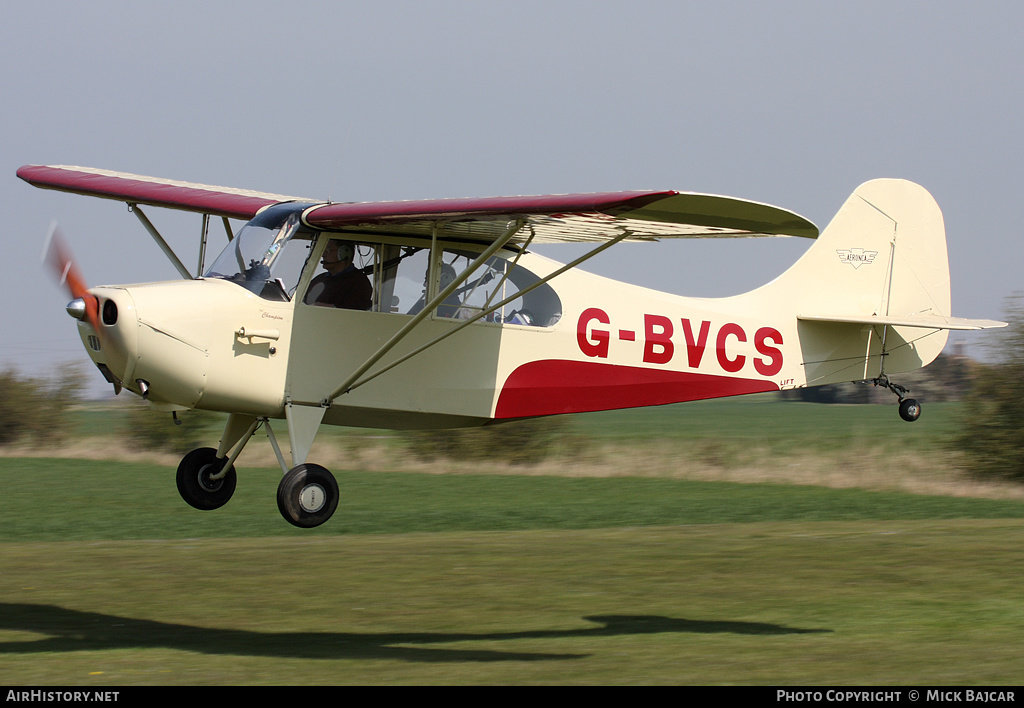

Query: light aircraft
17;165;1005;528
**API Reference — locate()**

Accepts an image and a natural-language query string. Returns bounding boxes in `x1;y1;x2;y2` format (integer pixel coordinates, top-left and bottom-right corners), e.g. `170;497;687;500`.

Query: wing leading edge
301;191;818;244
17;165;314;221
18;164;818;244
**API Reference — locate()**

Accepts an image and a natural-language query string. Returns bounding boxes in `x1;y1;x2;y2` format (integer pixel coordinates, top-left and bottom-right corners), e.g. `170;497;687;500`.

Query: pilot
304;240;372;310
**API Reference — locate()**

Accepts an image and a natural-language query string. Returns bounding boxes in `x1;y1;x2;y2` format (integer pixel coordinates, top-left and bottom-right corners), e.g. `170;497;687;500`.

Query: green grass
2;397;1021;684
3;458;1024;542
73;393;962;451
567;394;963;452
1;522;1022;684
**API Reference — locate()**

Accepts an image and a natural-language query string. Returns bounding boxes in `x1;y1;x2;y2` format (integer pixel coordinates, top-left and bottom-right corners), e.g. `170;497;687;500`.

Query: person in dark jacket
305;240;372;310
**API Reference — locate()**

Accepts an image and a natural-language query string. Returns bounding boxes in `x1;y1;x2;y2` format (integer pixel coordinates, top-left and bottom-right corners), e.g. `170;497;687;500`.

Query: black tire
277;463;339;528
899;398;921;422
176;447;237;510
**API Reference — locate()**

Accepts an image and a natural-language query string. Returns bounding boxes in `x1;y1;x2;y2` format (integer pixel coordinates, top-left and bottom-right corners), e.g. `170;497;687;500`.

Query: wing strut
322;219;526;405
129;203;235;279
342;226;637;395
197;214;210;277
130;204;193;279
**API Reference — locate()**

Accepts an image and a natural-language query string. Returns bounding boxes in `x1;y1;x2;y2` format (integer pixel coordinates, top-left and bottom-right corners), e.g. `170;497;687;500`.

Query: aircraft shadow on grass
0;603;830;663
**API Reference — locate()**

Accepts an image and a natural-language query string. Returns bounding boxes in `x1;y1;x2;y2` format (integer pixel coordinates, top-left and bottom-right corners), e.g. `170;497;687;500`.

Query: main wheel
899;398;921;422
277;463;339;528
176;447;237;510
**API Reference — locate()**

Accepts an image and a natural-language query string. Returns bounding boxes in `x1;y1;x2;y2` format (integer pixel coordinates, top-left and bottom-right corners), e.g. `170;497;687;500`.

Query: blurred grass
73;392;960;444
2;457;1023;542
52;395;1020;500
567;394;961;451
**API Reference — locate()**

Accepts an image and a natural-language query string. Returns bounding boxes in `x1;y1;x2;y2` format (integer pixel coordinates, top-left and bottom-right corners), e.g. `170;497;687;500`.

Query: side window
433;249;562;327
302;238;375;310
375;246;430;314
302;239;563;327
498;257;562;327
434;250;510;322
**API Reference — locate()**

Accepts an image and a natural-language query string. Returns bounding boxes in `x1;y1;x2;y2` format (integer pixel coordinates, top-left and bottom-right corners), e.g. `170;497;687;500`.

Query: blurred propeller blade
42;220;100;331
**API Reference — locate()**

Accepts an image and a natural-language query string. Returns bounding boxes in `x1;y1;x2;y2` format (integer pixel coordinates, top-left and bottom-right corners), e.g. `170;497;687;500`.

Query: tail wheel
277;463;339;528
899;398;921;422
176;447;237;510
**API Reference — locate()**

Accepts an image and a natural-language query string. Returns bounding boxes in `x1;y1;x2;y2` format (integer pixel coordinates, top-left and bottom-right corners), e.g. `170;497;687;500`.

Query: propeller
42;220;101;332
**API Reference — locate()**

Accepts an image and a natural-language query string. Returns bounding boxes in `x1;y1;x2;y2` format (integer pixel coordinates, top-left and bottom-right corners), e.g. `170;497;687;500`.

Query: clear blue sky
4;1;1021;387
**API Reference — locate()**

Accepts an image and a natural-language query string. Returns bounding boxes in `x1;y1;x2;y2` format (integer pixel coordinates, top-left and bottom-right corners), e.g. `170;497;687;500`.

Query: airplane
17;164;1006;528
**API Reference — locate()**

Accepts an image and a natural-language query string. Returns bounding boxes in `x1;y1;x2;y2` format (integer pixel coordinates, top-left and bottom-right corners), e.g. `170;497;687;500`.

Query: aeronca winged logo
837;248;878;269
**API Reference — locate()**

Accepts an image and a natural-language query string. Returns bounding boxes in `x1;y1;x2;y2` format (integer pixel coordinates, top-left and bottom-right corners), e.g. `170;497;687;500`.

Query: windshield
204;203;315;300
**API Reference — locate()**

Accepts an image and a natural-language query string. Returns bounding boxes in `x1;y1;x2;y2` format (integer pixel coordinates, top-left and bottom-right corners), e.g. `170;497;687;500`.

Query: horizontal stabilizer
798;313;1006;331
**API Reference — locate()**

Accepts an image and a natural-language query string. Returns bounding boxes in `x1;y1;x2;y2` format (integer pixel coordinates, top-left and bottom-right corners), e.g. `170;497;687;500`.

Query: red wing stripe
303;191;677;228
17;165;312;220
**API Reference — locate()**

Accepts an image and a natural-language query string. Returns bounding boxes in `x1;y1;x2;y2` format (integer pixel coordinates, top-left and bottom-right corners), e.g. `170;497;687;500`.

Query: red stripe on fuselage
494;359;778;418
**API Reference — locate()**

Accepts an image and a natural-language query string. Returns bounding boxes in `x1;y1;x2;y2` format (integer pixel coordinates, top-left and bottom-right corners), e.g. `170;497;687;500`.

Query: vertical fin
759;179;953;385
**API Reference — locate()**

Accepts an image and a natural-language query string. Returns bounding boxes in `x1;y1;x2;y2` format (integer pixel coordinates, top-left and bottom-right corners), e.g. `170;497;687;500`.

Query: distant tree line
0;366;85;445
952;295;1024;482
0;364;213;452
402;417;577;466
120;402;217;455
778;297;1024;483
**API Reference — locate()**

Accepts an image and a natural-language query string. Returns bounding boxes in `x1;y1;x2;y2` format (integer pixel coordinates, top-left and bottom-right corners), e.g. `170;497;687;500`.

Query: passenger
434;264;464;318
407;263;466;317
305;240;372;310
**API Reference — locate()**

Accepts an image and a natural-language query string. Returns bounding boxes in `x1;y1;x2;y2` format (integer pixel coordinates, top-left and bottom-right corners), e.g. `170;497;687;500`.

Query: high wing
18;165;818;243
302;191;818;244
16;165;315;221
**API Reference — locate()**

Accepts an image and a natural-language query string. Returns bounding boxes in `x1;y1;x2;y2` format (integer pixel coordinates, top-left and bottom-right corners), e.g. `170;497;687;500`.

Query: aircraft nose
74;281;212;406
76;287;139;394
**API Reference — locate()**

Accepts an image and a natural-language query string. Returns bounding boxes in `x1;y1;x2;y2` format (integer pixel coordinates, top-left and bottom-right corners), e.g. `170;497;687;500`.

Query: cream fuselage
77;244;942;430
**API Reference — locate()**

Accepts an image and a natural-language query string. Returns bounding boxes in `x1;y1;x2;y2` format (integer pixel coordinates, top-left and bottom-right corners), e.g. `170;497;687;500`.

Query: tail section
759;179;1002;387
788;179;952;328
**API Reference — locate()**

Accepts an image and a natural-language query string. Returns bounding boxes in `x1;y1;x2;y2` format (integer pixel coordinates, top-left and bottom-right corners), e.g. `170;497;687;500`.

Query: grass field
1;397;1022;684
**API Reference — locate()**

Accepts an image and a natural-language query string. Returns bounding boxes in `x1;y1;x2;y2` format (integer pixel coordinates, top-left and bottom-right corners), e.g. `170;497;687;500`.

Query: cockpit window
435;249;562;327
207;207;563;325
204;203;314;300
377;245;561;326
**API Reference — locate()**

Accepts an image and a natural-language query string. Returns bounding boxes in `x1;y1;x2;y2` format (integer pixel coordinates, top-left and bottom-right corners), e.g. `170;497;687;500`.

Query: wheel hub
197;464;224;492
298;483;326;513
276;463;339;528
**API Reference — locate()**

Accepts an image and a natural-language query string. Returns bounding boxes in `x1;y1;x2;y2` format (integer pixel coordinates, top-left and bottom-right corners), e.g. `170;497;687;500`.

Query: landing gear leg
869;375;920;422
176;414;261;511
174;412;341;528
276;403;337;528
